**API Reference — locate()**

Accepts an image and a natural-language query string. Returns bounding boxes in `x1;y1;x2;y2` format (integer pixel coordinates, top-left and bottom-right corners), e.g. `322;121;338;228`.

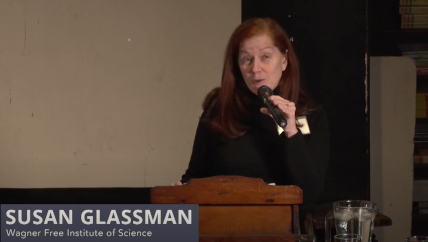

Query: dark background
0;0;369;211
242;0;369;204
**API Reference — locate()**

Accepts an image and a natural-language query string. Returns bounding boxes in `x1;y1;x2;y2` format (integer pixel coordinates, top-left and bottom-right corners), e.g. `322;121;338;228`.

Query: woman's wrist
284;126;298;137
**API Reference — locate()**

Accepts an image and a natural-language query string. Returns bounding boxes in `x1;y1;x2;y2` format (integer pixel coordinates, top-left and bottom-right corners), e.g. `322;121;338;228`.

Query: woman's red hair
202;18;313;138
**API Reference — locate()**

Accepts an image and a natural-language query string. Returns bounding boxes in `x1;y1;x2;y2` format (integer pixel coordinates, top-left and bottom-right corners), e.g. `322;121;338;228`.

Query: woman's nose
251;59;261;73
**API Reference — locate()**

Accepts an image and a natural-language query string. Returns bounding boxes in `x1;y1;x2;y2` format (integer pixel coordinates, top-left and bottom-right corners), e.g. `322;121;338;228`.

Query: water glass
325;200;377;242
334;234;362;242
298;235;316;242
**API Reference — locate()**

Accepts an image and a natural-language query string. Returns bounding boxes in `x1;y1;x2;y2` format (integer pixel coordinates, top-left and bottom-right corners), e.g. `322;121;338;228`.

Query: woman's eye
262;55;270;59
243;57;252;63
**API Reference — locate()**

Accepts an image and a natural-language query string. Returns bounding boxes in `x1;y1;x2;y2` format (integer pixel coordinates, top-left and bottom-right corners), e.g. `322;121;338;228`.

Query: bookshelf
369;0;428;236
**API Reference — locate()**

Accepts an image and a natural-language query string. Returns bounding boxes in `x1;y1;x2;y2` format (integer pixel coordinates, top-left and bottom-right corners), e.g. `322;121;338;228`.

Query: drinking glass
334;234;362;242
298;235;316;242
325;200;377;242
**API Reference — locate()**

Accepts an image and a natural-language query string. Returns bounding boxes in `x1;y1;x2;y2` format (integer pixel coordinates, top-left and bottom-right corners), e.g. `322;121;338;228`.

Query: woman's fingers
260;107;272;117
265;95;299;136
269;96;295;107
268;96;296;116
170;181;183;186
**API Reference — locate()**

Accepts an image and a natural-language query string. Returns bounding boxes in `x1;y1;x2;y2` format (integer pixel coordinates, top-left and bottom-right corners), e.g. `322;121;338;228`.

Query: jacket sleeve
282;108;330;205
180;118;211;183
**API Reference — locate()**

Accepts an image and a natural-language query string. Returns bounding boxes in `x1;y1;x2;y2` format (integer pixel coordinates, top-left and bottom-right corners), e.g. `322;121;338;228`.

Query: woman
172;18;330;207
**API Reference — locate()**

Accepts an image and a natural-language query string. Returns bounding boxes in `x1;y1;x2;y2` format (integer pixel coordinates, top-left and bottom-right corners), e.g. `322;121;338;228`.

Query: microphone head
257;85;272;102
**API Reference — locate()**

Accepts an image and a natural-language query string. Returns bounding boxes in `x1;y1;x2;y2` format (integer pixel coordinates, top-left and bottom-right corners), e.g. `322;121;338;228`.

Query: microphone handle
265;100;287;128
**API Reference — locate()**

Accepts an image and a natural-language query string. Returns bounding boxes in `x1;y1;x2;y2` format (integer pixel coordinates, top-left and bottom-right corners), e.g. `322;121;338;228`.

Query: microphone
257;85;287;128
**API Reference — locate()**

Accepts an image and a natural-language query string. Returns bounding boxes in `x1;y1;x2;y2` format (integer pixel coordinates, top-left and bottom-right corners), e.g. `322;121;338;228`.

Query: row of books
416;101;428;109
414;116;428;141
395;0;427;221
413;201;428;215
399;0;428;28
416;110;428;118
399;45;428;75
413;180;428;201
416;94;428;119
417;92;428;102
414;155;428;163
416;95;428;118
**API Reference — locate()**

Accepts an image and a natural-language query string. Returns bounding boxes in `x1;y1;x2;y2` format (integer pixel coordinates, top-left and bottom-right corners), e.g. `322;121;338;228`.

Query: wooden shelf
412;214;428;220
418;76;428;81
369;29;428;55
414;142;428;146
418;76;428;92
416;118;428;124
414;163;428;168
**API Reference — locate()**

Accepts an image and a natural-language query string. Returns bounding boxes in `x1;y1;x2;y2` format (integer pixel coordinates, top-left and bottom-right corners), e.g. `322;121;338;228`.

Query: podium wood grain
151;176;308;240
150;176;303;205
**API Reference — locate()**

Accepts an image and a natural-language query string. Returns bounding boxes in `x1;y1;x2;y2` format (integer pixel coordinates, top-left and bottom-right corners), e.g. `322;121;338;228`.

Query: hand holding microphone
257;85;298;136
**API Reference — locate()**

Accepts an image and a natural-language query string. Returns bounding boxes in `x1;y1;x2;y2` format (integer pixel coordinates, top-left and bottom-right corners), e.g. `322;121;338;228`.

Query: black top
180;93;330;206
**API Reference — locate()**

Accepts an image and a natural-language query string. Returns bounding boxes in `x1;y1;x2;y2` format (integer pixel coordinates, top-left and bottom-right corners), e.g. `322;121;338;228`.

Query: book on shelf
399;2;428;28
412;207;428;215
400;6;428;15
401;51;428;73
414;201;428;207
416;94;428;118
414;132;428;137
399;43;428;51
416;100;428;109
413;208;428;215
401;0;428;6
414;59;428;66
412;201;428;215
414;155;428;163
418;67;428;75
402;51;428;59
402;14;428;23
398;43;428;51
416;109;428;118
402;22;428;28
400;53;428;75
415;122;428;133
417;93;428;102
413;180;428;201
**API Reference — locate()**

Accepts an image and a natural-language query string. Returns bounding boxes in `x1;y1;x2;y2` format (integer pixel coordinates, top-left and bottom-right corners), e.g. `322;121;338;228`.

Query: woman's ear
282;50;288;71
282;57;288;71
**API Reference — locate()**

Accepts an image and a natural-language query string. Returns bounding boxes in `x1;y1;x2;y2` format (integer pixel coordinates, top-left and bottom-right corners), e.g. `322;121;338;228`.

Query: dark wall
242;0;368;203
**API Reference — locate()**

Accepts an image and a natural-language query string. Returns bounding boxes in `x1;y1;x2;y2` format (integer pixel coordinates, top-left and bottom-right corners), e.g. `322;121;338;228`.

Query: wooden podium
151;176;314;242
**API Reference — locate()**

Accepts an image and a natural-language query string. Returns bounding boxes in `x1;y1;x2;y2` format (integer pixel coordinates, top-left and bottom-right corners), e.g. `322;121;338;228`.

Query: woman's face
238;34;287;95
